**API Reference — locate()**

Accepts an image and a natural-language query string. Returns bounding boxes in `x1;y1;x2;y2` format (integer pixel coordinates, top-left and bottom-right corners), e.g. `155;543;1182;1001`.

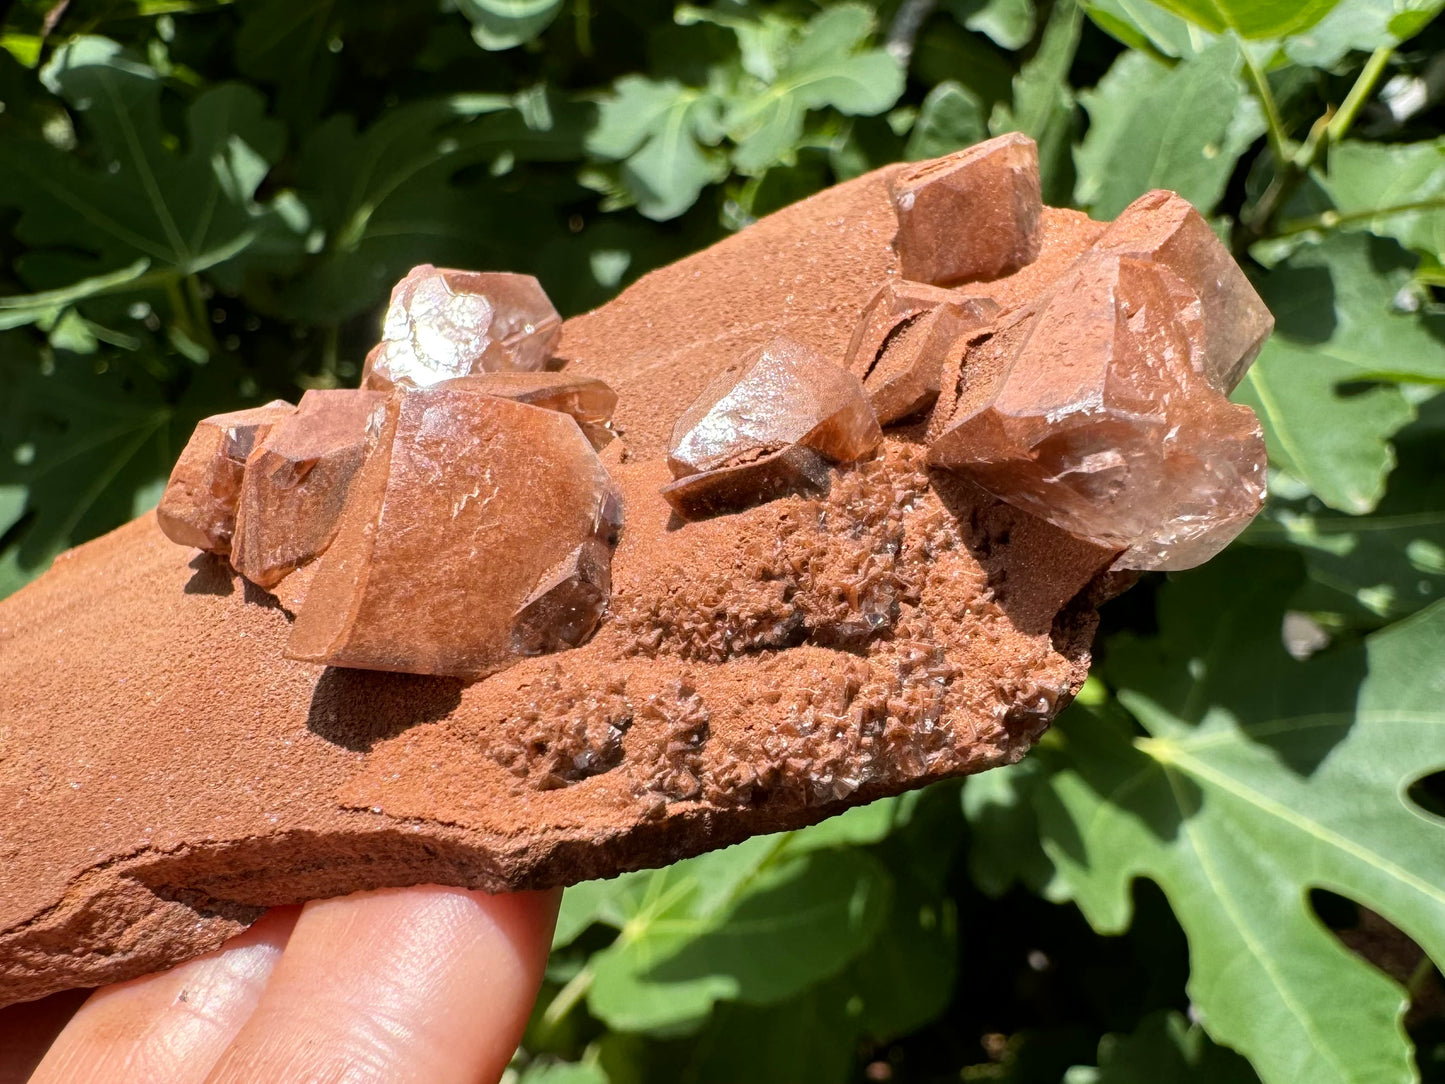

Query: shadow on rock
184;553;235;596
307;667;465;752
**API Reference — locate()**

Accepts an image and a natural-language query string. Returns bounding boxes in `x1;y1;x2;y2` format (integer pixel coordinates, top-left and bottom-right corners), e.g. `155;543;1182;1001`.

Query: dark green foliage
3;1;1444;1080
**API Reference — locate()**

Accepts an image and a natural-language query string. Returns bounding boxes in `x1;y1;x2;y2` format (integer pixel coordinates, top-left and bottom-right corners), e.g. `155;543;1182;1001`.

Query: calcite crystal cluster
157;266;620;678
652;132;1268;571
1;133;1275;1008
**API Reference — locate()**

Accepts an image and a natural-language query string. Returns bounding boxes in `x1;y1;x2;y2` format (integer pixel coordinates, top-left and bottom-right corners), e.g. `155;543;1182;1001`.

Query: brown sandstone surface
0;162;1121;1006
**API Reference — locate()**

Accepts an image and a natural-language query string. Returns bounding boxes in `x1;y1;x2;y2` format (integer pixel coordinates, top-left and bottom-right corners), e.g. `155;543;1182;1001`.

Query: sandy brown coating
0;163;1117;1006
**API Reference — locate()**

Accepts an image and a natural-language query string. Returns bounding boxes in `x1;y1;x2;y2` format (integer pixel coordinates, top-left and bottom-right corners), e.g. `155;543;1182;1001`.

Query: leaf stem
540;965;594;1031
574;0;593;58
1235;47;1397;255
1240;44;1289;165
184;275;219;356
1273;196;1445;237
1328;46;1394;145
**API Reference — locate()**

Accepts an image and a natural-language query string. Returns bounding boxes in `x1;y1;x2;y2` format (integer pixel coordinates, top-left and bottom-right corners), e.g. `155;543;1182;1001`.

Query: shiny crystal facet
286;388;618;677
512;538;613;655
1092;190;1274;393
230;389;388;589
155;401;295;553
928;253;1266;571
361;266;561;391
845;281;999;425
889;132;1042;286
437;371;617;448
663;337;881;517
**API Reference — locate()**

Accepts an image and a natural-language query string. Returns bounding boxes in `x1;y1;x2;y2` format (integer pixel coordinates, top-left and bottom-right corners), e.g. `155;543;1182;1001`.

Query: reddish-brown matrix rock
0;133;1273;1007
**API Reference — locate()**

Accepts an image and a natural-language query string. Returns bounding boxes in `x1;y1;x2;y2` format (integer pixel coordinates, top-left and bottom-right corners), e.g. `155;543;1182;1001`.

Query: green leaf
1241;421;1445;629
0;37;285;289
1031;552;1445;1084
720;4;904;175
1321;140;1445;263
1082;0;1212;58
905;80;987;160
785;792;919;854
1143;0;1342;39
1074;39;1264;219
942;0;1038;50
0;339;256;597
457;0;566;51
517;1058;611;1084
1236;233;1445;514
962;761;1058;898
0;258;150;331
585;841;889;1031
1283;0;1445;67
587;76;727;221
1065;1010;1260;1084
990;0;1082;205
263;89;588;320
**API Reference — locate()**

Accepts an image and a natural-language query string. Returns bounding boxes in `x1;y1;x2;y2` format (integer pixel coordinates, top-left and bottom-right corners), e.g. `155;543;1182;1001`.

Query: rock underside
0;135;1270;1006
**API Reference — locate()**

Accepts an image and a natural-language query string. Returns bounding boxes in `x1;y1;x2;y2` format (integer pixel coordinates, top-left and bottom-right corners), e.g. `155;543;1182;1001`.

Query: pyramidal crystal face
436;371;618;449
889;132;1043;286
928;251;1266;571
155;401;296;554
231;389;389;589
1092;190;1274;393
663;336;883;517
361;265;562;391
286;386;620;678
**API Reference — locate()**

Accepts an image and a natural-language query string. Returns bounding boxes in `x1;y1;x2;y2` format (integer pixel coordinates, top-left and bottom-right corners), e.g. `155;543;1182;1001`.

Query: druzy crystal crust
889;132;1042;285
361;265;561;391
663;336;882;517
928;251;1267;570
231;389;388;589
155;401;295;554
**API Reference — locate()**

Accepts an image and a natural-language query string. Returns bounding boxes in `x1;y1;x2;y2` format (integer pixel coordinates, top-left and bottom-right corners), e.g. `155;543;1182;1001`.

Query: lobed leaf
1032;552;1445;1084
1237;233;1445;514
1321;140;1445;263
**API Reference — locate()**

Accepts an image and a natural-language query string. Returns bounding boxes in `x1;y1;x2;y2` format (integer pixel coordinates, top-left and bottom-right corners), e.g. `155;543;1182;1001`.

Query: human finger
202;884;558;1084
27;905;299;1084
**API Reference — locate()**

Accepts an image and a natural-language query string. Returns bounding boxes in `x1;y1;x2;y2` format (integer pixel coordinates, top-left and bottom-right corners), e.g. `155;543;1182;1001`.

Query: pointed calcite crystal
662;336;882;517
889;132;1042;285
1091;190;1274;392
845;280;999;425
230;389;389;589
361;265;561;391
928;252;1266;571
155;401;295;553
286;386;618;677
512;538;614;656
438;371;618;448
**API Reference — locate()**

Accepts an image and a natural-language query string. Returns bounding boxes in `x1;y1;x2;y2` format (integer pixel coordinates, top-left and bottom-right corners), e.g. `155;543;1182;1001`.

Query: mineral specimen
662;336;882;516
155;401;295;553
845;281;999;425
928;252;1266;570
1;140;1274;1011
438;371;617;448
230;389;389;589
889;132;1042;285
287;386;618;677
1091;190;1274;392
361;265;561;390
512;538;614;655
